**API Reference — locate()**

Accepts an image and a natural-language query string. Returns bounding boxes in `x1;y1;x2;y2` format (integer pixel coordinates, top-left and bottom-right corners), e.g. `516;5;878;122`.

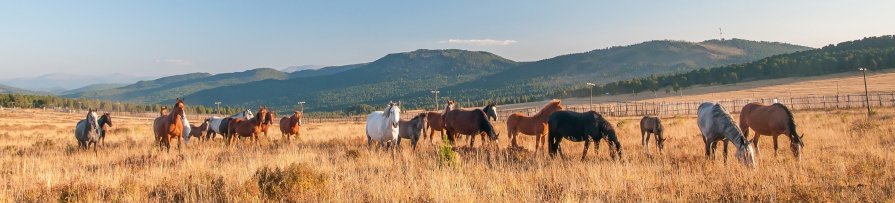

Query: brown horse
740;102;804;160
639;116;665;154
152;98;186;152
443;100;499;147
189;118;210;141
261;110;276;139
228;106;269;147
506;100;563;151
425;111;446;144
279;111;303;143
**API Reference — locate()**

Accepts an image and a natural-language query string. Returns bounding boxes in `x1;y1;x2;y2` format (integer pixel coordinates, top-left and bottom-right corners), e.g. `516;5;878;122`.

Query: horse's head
484;103;498;122
172;98;186;117
264;111;276;125
445;100;455;112
790;133;804;161
100;112;113;129
736;140;757;168
387;102;401;129
244;109;255;120
592;111;621;158
86;109;99;134
294;111;303;126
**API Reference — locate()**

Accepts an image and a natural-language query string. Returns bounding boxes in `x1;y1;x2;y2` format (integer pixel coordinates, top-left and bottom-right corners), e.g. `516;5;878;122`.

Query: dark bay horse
189;119;210;141
74;109;100;152
697;102;755;167
279;111;303;143
397;113;428;150
425;111;446;144
97;113;113;147
443;100;499;147
228;106;269;147
483;102;498;121
639;116;665;154
548;111;622;160
152;98;186;152
506;100;563;151
740;102;803;160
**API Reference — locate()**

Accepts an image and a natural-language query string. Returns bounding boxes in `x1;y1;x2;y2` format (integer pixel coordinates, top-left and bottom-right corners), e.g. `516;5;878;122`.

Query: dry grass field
1;106;894;202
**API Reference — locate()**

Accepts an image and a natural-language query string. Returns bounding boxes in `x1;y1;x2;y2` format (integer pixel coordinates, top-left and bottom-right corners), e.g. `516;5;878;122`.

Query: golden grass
0;108;894;202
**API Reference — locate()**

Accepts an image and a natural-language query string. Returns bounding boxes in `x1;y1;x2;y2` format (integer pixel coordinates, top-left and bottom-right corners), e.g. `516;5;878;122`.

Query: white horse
206;109;255;139
74;109;100;152
697;102;756;168
366;102;401;149
182;110;192;144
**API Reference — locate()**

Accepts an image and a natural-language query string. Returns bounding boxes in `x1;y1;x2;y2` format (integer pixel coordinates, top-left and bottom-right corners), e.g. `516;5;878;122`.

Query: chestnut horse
506;100;563;151
152;98;186;152
228;106;269;147
279;111;303;143
425;111;446;144
639;116;665;154
443;100;499;147
260;110;276;139
740;102;803;160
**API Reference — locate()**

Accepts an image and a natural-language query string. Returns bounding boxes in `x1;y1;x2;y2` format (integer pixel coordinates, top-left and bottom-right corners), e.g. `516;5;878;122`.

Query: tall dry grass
0;107;893;202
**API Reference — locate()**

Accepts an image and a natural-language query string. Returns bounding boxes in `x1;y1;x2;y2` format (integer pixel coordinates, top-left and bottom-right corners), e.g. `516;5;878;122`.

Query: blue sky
1;1;894;78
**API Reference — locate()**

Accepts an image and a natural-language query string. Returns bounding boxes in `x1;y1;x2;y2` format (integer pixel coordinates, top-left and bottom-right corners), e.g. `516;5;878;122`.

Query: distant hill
60;83;126;95
440;39;812;101
288;63;366;78
67;68;288;103
0;73;153;93
184;49;517;111
0;84;49;95
282;65;328;73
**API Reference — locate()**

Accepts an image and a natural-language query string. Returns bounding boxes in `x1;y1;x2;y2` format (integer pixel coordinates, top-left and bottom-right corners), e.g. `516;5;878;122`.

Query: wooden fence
35;92;895;124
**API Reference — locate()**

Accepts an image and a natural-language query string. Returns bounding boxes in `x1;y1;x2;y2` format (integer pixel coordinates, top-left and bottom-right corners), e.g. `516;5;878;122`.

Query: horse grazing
483;102;498;121
279;111;303;143
97;113;113;147
74;109;101;152
697;102;756;168
443;100;499;147
228;106;269;147
740;102;803;160
506;100;564;150
397;113;428;150
205;109;254;140
189;119;210;141
547;111;622;160
152;98;187;152
366;102;401;149
639;116;666;154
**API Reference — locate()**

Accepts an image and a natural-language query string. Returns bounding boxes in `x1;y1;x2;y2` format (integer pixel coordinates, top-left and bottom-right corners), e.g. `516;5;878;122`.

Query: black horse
548;111;622;160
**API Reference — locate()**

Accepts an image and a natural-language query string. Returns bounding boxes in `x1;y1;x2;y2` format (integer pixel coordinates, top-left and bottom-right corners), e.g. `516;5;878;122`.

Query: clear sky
1;1;894;78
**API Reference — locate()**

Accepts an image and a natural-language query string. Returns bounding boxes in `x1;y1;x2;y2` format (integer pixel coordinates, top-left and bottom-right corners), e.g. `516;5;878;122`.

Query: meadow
0;107;894;202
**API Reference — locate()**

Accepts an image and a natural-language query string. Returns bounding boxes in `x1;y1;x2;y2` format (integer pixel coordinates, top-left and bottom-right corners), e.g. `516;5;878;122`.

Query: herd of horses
73;98;802;167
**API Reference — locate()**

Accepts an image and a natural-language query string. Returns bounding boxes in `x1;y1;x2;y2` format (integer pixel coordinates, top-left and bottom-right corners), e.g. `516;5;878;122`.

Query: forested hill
564;35;895;98
438;39;811;103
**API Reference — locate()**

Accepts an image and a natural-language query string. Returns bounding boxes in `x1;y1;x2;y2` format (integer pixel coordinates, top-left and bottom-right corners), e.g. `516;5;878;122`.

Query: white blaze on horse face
737;144;757;167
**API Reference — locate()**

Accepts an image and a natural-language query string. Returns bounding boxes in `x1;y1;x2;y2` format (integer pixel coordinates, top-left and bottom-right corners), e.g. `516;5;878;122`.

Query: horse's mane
773;103;801;143
711;104;747;146
532;100;563;118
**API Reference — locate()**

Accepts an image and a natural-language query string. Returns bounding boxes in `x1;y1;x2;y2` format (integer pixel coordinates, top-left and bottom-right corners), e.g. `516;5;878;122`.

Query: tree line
0;94;245;115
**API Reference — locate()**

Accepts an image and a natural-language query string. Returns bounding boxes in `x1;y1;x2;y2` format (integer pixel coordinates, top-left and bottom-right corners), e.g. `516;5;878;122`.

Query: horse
547;111;622;160
397;113;428;150
483;102;498;121
740;102;803;160
188;119;210;141
506;100;564;151
228;106;269;147
697;102;756;168
260;110;276;139
424;111;446;144
152;98;186;152
74;109;101;152
205;109;254;140
97;112;113;147
443;100;499;147
365;102;401;149
279;111;303;143
639;116;666;154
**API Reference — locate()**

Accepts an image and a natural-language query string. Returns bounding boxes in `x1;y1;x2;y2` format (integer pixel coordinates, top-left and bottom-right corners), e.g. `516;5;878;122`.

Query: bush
253;163;329;201
437;135;459;168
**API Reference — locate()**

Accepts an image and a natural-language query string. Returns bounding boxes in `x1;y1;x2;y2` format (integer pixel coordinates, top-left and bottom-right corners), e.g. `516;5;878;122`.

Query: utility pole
431;90;440;111
586;82;596;111
214;101;221;115
860;68;872;117
298;101;306;112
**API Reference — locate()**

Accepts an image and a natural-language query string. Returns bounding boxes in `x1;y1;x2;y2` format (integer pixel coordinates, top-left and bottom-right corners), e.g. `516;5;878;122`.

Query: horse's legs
704;141;712;159
723;140;729;164
752;134;761;157
643;131;651;154
710;140;719;160
772;135;779;157
468;134;475;148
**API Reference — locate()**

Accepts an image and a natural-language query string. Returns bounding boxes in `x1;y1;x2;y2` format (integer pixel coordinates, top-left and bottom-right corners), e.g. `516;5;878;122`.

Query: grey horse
697;102;756;168
397;113;428;150
640;116;665;154
74;109;100;152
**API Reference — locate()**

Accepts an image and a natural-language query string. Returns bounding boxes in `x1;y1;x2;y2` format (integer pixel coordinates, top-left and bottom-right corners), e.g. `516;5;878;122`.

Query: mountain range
51;38;811;112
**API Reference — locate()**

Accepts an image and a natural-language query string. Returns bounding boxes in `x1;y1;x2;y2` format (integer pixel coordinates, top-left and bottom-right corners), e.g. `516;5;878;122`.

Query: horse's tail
774;103;800;141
